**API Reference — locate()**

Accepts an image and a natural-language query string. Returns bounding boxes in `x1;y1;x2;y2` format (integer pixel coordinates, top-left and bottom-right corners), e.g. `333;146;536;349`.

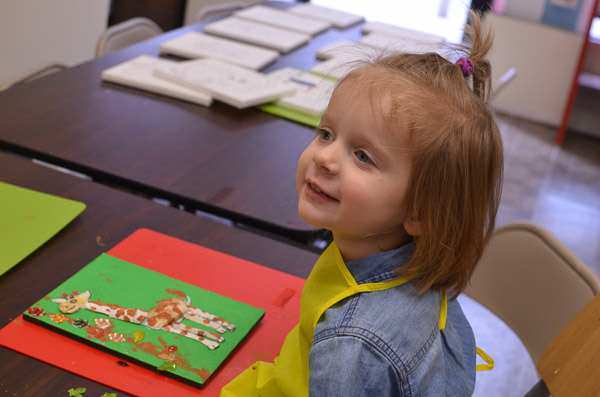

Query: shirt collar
344;242;415;284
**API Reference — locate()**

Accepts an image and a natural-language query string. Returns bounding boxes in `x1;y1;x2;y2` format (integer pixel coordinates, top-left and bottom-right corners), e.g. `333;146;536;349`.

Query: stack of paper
153;58;296;109
311;58;357;80
316;40;376;60
360;33;444;55
288;4;364;29
101;55;212;106
362;21;444;44
203;17;310;53
159;32;279;70
267;68;336;116
311;46;373;80
235;5;330;36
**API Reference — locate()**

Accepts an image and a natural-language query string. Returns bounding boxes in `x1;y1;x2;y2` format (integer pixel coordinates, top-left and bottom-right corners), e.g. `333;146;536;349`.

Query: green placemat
23;253;264;386
260;102;321;128
0;182;86;275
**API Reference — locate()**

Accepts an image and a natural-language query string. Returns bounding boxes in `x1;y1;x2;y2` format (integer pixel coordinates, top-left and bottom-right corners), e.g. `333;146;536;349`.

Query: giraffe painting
51;289;236;350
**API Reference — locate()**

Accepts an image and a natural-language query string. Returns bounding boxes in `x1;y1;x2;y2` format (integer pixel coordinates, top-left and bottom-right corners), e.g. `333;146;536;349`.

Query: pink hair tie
456;57;474;77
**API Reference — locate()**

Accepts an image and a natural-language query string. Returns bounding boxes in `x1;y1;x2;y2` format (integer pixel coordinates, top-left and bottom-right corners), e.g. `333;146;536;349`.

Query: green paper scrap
0;182;86;276
67;387;87;397
24;254;265;386
101;393;118;397
259;69;337;128
260;103;321;128
158;360;177;372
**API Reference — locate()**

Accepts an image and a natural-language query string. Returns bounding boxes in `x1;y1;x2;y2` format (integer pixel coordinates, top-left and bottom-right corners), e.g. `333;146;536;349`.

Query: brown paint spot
96;235;106;247
127;309;136;316
98;272;113;284
132;341;161;356
147;299;187;328
194;368;211;380
86;322;114;342
158;351;176;361
128;337;210;381
158;337;168;348
93;300;129;311
166;289;187;298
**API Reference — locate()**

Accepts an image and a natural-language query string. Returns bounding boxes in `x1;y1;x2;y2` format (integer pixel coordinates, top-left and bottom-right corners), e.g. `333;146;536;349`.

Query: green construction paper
24;253;264;386
260;103;321;128
259;70;337;128
0;182;86;276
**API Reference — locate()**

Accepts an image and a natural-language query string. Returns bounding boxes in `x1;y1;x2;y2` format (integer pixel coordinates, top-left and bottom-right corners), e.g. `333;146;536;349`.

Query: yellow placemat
0;182;86;275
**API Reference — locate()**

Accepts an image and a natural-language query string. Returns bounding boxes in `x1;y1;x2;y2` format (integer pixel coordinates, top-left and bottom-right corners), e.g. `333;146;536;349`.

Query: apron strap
438;292;494;372
475;346;495;371
313;276;411;328
438;290;448;331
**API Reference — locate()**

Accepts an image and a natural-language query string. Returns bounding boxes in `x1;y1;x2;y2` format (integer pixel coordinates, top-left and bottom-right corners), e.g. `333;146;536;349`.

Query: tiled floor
495;113;600;277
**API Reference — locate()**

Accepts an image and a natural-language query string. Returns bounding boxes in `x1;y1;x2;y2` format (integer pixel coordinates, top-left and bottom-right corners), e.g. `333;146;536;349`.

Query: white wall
0;0;110;89
312;0;470;43
485;14;583;126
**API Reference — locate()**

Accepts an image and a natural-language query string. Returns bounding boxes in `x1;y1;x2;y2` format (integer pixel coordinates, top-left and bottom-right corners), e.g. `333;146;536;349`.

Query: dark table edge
0;145;326;251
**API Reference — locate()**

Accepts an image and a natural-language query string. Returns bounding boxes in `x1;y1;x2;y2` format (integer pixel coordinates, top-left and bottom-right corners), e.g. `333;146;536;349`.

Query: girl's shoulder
315;284;441;358
312;286;476;395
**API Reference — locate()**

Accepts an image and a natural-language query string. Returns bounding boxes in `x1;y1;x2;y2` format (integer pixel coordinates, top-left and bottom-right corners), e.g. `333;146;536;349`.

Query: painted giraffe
51;290;235;350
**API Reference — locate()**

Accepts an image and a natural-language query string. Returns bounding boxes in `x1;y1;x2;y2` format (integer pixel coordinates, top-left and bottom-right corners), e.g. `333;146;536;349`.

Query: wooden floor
496;114;600;277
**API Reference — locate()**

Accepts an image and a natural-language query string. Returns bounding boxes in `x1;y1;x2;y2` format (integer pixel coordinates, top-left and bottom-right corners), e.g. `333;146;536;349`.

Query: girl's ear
403;219;422;236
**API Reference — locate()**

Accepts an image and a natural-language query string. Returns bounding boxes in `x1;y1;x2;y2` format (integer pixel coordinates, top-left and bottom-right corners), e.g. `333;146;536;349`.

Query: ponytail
461;11;494;101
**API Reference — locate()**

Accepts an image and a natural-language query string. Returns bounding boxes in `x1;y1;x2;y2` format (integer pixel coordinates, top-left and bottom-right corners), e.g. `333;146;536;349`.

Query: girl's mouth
306;181;339;203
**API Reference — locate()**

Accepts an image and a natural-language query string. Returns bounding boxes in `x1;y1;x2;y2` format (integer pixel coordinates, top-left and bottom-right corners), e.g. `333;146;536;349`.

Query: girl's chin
298;203;331;230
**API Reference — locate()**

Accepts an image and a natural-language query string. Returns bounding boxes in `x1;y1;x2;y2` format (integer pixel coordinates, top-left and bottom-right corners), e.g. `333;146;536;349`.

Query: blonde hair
342;13;503;296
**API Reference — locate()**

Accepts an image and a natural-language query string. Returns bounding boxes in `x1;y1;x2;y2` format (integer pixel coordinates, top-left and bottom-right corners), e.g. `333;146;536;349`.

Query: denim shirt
309;243;476;396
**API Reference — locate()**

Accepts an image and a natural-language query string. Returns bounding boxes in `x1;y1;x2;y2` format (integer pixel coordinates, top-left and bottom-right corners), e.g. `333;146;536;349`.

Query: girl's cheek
296;149;310;191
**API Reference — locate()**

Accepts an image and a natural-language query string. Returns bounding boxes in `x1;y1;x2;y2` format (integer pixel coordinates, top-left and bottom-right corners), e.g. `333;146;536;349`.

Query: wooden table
0;151;318;396
0;14;363;244
537;294;600;397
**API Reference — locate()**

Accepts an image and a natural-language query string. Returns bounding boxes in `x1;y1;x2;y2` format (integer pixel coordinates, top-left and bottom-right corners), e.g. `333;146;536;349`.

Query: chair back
96;17;163;57
465;222;600;362
4;64;67;90
189;1;263;24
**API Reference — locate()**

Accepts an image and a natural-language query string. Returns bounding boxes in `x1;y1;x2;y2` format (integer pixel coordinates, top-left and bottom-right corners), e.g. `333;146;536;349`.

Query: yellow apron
221;242;491;397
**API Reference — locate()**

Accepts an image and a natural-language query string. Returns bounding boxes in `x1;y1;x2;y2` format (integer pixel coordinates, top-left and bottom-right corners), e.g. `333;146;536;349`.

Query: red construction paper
0;229;305;396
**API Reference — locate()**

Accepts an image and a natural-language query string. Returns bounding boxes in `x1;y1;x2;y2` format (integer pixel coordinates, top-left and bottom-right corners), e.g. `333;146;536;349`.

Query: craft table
537;294;600;396
0;151;318;396
0;8;364;244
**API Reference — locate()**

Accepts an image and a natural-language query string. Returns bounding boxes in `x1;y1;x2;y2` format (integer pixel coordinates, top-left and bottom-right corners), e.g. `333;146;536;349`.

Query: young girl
222;13;502;397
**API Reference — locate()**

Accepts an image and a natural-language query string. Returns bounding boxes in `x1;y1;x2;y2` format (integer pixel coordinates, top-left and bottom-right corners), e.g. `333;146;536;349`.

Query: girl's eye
354;150;373;165
316;128;333;142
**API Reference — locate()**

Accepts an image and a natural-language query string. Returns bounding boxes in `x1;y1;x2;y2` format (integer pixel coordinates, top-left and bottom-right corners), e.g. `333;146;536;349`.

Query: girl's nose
313;144;340;175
